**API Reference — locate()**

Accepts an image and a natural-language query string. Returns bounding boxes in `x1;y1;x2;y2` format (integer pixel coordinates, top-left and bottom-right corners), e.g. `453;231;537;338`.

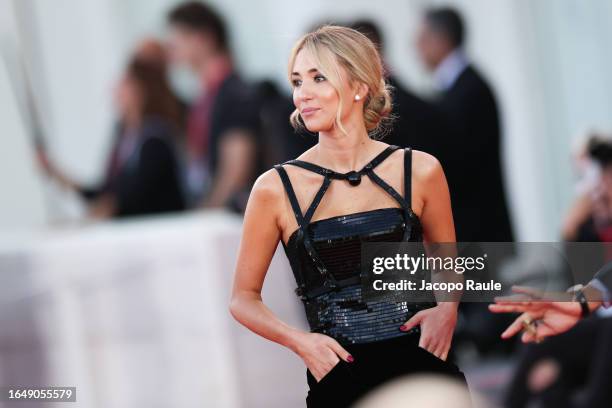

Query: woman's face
291;49;360;133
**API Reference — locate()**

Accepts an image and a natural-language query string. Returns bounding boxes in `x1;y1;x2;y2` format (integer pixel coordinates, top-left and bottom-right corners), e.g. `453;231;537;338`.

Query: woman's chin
304;121;333;133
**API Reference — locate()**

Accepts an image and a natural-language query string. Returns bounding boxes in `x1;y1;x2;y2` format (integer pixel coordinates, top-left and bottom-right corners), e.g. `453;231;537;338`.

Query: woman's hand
400;303;458;361
292;332;354;382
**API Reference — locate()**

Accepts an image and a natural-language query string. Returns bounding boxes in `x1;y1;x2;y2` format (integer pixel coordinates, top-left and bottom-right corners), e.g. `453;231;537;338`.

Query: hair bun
363;79;394;139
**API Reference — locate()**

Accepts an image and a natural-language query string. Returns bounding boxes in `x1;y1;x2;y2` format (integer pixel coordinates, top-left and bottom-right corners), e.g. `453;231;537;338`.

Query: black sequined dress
274;145;468;407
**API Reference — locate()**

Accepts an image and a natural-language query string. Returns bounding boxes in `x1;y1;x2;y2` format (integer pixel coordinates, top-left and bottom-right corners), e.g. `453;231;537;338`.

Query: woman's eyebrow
291;68;319;76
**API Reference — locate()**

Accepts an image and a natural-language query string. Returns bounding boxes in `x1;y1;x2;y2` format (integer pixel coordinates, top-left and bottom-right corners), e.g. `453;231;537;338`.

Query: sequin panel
306;284;430;345
283;207;432;346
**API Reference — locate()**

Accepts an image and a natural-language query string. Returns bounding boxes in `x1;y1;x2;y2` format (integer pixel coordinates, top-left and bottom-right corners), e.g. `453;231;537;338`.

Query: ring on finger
522;318;537;335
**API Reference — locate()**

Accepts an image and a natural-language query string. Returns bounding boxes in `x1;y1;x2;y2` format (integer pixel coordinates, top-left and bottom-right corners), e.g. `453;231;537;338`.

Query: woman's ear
353;82;369;102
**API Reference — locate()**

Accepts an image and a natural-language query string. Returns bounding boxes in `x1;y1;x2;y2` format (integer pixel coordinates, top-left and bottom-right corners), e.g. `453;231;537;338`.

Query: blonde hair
287;25;394;139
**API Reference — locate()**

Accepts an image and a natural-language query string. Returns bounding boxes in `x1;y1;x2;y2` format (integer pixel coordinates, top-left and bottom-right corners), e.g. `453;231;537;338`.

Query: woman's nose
296;83;314;102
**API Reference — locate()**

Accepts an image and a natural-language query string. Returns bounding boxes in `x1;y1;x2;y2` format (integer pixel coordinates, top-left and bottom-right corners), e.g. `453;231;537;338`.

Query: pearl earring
354;94;361;101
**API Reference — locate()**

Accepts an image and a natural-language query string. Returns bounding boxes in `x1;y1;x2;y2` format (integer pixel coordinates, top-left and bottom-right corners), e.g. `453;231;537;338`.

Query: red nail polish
400;325;407;331
347;355;354;363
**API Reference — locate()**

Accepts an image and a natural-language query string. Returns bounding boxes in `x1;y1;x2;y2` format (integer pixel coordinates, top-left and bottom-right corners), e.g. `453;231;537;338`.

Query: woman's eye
292;79;302;87
314;75;326;82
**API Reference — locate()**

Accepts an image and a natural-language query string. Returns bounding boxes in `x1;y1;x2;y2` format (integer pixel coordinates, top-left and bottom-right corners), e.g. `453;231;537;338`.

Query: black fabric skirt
305;332;468;407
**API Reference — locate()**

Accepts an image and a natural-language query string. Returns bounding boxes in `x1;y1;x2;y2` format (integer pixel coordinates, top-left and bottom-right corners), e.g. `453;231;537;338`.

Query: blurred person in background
253;79;317;166
490;280;612;407
563;135;612;242
230;25;467;408
37;57;185;218
350;19;442;151
133;37;189;128
415;6;516;357
134;37;172;68
166;1;261;213
415;6;513;244
487;137;612;408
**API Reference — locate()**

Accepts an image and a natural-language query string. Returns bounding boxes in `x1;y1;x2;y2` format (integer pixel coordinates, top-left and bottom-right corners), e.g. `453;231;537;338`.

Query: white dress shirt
433;49;469;92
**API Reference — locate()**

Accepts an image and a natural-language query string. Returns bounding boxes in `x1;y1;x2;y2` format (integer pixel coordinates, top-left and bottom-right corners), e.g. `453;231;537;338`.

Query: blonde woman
230;25;467;407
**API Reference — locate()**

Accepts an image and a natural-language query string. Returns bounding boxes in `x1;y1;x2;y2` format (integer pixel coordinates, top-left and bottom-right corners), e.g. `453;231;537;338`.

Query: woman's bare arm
229;169;353;380
400;151;459;360
229;169;305;351
418;151;463;302
415;151;456;244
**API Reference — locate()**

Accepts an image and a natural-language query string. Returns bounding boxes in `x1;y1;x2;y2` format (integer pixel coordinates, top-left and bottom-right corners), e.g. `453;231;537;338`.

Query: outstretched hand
489;285;582;342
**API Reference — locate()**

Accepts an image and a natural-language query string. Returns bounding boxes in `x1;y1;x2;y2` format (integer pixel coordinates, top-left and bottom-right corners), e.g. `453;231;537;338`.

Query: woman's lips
301;108;320;117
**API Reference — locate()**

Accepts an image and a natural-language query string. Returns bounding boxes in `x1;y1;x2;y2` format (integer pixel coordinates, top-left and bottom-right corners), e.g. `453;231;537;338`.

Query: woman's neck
315;121;381;173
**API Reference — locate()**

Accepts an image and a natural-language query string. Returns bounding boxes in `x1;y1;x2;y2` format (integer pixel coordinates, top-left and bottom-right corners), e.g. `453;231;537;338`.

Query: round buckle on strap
346;170;361;186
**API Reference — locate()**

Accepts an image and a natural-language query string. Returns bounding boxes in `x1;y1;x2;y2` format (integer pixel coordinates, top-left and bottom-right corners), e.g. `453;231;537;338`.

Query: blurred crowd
501;134;612;408
36;2;314;219
35;2;515;242
30;2;612;407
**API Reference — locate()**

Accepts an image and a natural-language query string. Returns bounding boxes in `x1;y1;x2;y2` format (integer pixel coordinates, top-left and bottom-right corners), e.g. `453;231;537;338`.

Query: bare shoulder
411;149;446;183
294;144;319;161
248;168;286;209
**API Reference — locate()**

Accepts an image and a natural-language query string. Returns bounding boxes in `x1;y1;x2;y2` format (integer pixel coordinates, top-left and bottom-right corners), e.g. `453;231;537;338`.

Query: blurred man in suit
416;7;514;243
350;20;441;150
412;7;516;356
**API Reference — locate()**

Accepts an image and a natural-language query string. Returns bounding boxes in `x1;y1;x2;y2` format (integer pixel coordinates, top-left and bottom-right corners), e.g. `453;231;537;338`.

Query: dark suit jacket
385;76;441;151
437;65;514;242
389;67;514;242
79;116;185;217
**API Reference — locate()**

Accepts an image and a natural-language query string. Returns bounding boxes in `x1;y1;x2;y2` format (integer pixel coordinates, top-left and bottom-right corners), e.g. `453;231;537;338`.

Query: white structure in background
0;212;309;408
0;0;47;229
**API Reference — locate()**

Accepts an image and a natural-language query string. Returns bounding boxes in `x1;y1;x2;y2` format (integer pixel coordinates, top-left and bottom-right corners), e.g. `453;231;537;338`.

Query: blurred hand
35;146;53;174
489;285;583;342
34;147;79;190
88;194;116;220
400;303;458;361
293;332;354;382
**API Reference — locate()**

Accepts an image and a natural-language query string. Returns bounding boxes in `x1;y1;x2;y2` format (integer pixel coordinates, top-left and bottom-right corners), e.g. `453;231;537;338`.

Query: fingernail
399;325;408;331
347;355;354;363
